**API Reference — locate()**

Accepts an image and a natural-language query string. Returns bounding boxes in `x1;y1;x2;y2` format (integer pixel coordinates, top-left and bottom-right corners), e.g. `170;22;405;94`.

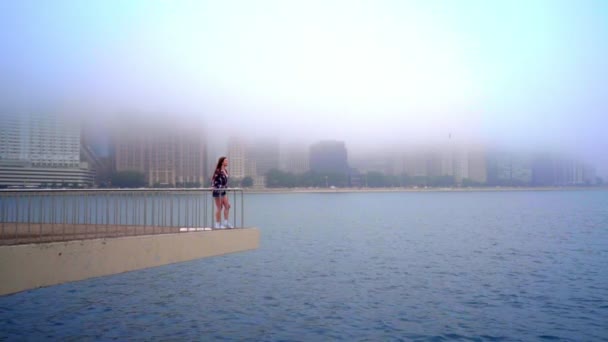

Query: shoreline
242;186;607;194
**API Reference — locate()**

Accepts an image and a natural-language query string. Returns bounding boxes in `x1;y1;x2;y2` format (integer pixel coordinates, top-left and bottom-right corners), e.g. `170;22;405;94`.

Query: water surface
1;190;607;340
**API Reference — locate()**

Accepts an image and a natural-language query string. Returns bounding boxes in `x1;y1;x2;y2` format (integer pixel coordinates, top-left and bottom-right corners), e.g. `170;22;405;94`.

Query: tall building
440;145;455;177
1;113;80;167
147;130;176;186
280;143;309;174
583;164;597;185
426;147;443;178
0;113;94;187
175;127;207;185
227;137;247;179
488;150;532;186
400;147;429;178
249;138;280;176
309;140;349;174
467;147;487;184
350;152;393;174
112;119;207;187
531;154;598;186
113;129;146;174
453;147;469;184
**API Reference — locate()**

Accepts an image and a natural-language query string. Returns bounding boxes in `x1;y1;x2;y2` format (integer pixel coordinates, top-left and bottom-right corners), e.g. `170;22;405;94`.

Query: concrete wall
0;228;259;296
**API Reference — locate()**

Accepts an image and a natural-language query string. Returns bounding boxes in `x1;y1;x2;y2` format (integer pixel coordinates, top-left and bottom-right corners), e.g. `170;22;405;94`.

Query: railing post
38;195;43;241
15;194;20;242
0;194;4;242
62;194;67;241
233;189;236;228
27;195;32;239
106;195;109;236
144;192;147;234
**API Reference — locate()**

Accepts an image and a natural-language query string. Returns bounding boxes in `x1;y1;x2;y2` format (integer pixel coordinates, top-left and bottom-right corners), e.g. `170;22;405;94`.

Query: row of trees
104;171;255;188
101;170;457;189
264;169;604;188
264;169;466;188
100;170;605;189
37;182;91;189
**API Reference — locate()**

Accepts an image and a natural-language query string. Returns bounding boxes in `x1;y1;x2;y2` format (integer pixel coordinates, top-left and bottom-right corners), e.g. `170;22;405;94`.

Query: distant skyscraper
309;140;349;174
147;130;176;186
113;119;207;186
440;146;455;177
175;126;207;185
488;150;532;186
467;147;487;184
227;137;247;179
1;113;80;167
0;113;94;187
350;152;392;174
281;143;309;174
249;138;280;176
113;129;147;174
583;164;597;185
400;147;428;177
531;154;594;186
453;147;469;184
426;147;442;178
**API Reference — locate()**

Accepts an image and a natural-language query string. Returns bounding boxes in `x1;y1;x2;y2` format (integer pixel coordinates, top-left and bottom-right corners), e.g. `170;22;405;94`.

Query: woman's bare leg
214;197;223;224
222;196;231;221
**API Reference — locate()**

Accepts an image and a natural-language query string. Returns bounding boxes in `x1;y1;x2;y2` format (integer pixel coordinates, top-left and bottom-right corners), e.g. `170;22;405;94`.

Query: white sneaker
214;222;222;229
223;220;234;229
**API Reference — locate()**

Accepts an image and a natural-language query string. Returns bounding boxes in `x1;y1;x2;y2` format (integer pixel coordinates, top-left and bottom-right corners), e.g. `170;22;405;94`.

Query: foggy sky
1;1;607;175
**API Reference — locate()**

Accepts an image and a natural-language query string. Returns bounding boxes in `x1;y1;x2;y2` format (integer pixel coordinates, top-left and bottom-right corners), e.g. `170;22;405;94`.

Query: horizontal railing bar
0;188;243;194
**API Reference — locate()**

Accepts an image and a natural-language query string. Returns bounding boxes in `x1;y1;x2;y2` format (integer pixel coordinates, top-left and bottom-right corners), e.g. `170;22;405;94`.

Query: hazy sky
1;1;607;173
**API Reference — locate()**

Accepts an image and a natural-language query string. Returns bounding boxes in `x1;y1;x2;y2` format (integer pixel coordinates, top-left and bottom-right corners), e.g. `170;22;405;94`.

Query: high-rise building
440;146;455;177
249;138;280;177
350;152;393;174
1;113;80;167
227;137;247;179
488;150;532;186
113;130;147;175
583;164;597;185
147;130;176;186
0;113;94;187
531;154;596;186
175;127;207;186
400;147;428;178
112;119;207;187
426;147;442;178
281;143;309;174
453;147;469;184
467;147;487;184
309;140;349;174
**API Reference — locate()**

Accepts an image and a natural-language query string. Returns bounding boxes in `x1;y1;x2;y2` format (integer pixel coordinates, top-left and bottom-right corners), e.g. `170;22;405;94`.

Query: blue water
1;190;607;341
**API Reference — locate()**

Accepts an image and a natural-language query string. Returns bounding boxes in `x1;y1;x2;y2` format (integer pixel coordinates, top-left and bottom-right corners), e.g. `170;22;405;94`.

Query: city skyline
1;1;607;178
0;112;602;188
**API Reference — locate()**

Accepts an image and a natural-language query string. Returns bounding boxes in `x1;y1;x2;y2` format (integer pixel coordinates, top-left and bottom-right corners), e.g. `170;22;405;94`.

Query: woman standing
212;156;232;229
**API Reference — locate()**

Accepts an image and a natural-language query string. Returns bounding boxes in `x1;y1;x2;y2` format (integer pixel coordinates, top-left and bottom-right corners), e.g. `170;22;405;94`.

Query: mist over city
3;3;608;341
1;0;607;183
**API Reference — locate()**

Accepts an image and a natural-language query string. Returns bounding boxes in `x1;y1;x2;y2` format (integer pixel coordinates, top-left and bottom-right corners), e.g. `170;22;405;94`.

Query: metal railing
0;188;245;245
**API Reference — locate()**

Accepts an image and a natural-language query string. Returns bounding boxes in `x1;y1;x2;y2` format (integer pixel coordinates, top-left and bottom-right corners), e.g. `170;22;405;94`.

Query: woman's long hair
215;156;227;172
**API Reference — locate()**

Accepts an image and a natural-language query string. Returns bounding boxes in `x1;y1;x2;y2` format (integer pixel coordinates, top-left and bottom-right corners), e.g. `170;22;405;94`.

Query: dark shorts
212;190;226;198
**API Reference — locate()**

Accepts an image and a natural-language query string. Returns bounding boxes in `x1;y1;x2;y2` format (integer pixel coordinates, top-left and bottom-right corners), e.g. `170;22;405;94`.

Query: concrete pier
0;228;259;296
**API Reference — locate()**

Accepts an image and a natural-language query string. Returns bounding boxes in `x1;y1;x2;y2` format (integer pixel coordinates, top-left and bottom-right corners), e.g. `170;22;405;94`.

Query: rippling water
1;190;608;341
